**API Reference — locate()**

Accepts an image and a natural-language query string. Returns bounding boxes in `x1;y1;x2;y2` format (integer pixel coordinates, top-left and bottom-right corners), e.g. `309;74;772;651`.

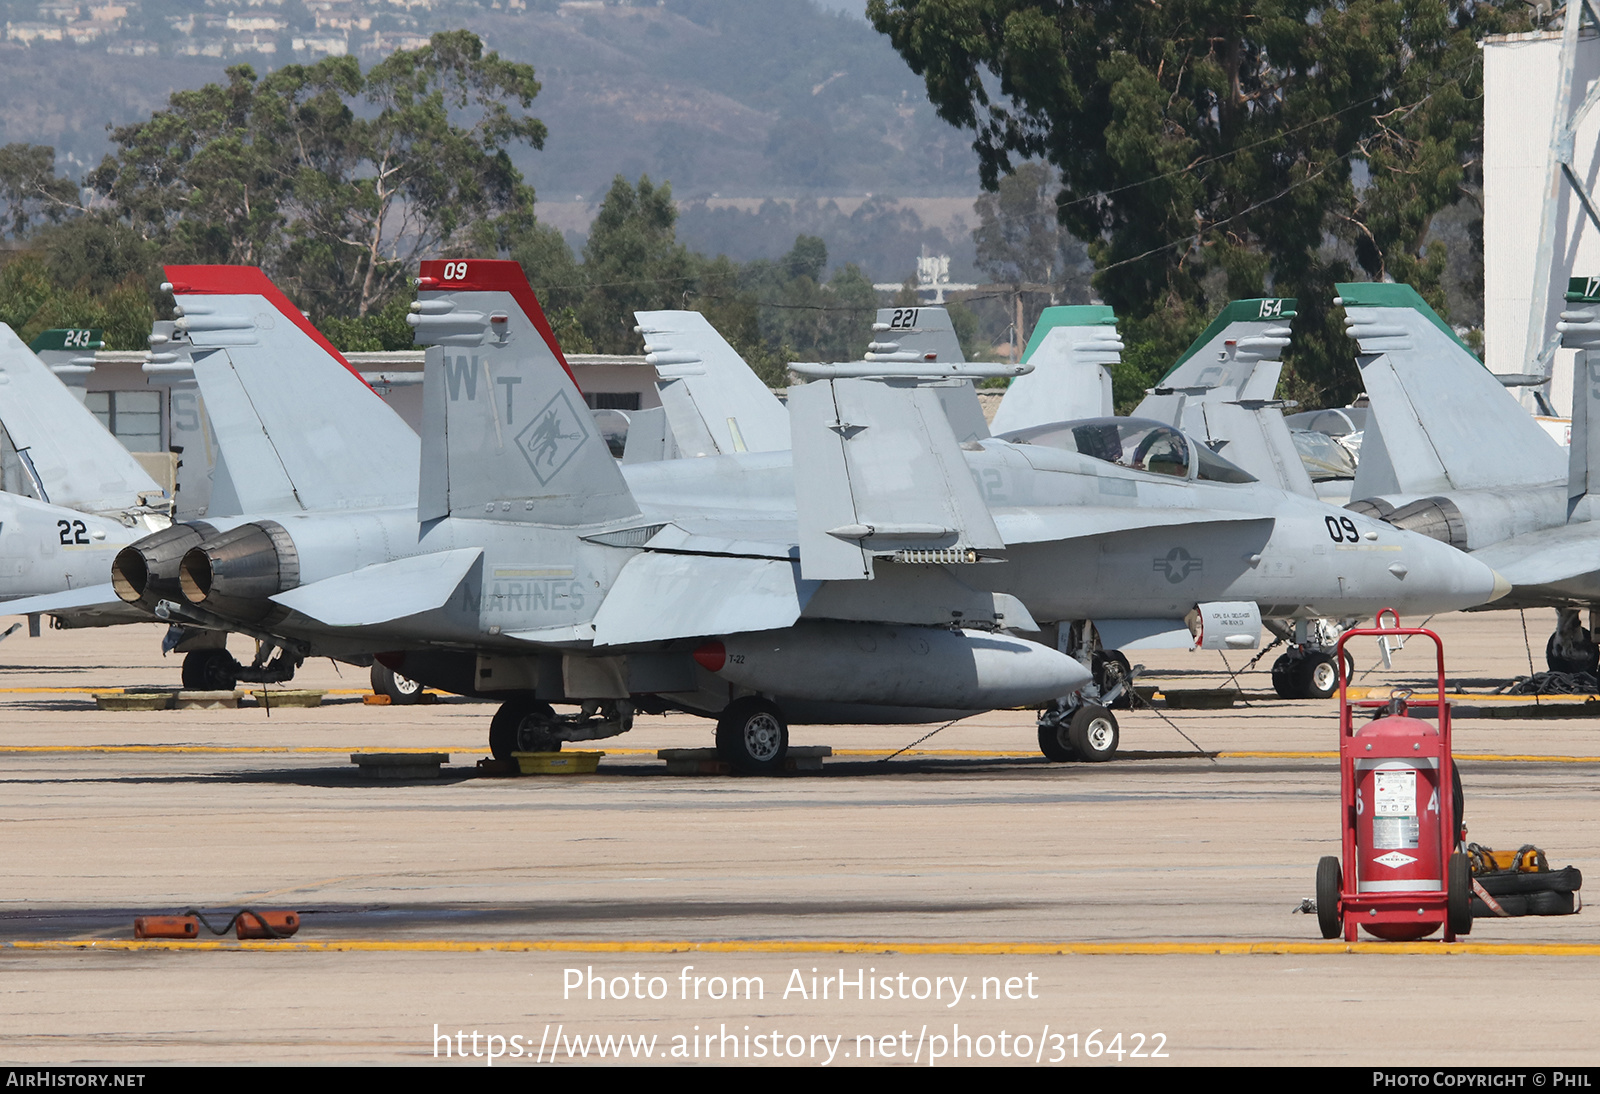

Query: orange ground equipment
1314;610;1472;942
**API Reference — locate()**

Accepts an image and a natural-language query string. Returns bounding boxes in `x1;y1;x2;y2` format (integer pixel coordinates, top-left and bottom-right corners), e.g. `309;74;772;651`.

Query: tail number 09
441;262;469;280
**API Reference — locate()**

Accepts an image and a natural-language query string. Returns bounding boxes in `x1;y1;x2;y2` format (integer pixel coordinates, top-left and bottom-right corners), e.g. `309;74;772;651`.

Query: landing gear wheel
1296;652;1343;700
1066;704;1119;762
715;697;788;775
1315;855;1343;939
181;648;240;691
488;698;560;762
1037;715;1076;762
1094;650;1133;709
370;663;424;705
1271;654;1298;699
1272;650;1354;700
1448;851;1473;937
1545;629;1599;675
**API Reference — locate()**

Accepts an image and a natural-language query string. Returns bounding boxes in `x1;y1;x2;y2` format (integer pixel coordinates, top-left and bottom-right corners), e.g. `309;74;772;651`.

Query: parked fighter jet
0;324;170;624
1344;278;1600;673
987;300;1387;699
1336;281;1597;670
10;264;1505;770
603;299;1508;741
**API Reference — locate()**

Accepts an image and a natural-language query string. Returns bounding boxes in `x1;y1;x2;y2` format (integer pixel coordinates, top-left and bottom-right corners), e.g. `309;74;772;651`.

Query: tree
868;0;1529;406
0;144;80;239
87;31;546;323
577;175;697;353
973;161;1092;356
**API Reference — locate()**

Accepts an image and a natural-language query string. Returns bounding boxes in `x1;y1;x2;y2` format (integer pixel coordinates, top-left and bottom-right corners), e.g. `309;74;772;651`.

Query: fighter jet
1344;279;1600;673
0;324;170;625
606;299;1509;737
12;264;1504;771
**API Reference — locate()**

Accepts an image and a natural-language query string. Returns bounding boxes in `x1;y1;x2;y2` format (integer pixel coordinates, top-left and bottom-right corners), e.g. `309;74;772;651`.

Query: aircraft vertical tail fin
789;377;1003;581
164;266;420;513
990;305;1119;435
0;324;164;514
1338;282;1564;495
633;310;789;457
870;306;989;442
1559;276;1600;520
411;260;640;526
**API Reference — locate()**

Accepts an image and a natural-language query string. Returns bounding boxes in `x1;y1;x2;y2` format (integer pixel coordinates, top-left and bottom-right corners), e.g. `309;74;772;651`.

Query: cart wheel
1448;851;1473;937
1315;855;1343;939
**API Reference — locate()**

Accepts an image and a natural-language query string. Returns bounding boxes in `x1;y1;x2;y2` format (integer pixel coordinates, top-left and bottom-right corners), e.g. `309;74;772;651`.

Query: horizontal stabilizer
992;506;1271;546
270;547;482;627
992;306;1120;435
591;552;816;646
1469;524;1600;590
1;583;144;623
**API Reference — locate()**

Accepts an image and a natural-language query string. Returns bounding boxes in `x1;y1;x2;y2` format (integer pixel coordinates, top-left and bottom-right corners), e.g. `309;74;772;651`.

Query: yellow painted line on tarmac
1216;750;1600;763
8;938;1600;957
0;745;491;754
0;686;382;695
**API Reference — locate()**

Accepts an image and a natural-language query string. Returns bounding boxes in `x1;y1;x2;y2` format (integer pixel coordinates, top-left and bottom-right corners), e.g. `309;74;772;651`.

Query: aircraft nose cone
1398;530;1504;612
1488;569;1513;603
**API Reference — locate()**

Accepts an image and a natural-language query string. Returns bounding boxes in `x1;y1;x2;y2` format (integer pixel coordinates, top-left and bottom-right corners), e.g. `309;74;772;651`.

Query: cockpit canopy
998;417;1257;484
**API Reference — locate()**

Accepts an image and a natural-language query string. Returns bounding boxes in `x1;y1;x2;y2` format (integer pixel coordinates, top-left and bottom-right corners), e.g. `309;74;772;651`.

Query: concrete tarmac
1;610;1597;1066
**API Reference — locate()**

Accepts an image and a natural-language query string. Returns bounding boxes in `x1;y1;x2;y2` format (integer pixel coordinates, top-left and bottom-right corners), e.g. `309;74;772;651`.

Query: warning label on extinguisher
1372;769;1419;849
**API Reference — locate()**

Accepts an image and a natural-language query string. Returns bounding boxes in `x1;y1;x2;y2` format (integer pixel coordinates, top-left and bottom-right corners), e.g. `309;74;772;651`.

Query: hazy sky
811;0;868;16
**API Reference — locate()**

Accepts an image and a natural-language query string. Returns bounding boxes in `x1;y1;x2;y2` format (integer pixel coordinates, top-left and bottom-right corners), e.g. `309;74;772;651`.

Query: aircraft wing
1468;524;1600;590
591;552;817;647
269;548;483;627
991;506;1273;546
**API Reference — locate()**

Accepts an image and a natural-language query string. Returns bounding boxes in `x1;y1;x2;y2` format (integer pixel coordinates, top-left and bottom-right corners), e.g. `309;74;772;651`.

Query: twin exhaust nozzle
112;520;299;622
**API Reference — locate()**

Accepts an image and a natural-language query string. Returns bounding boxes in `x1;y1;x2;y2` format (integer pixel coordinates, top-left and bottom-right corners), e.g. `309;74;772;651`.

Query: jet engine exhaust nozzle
179;520;300;622
110;521;217;607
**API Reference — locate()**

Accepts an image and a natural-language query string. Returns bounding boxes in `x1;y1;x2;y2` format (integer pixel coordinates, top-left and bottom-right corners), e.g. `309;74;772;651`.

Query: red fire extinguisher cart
1315;610;1472;942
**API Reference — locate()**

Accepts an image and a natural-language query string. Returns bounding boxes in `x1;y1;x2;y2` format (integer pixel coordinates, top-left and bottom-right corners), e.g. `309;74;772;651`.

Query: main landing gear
715;696;789;775
1270;619;1354;699
179;645;301;690
370;663;425;704
487;697;635;762
1547;609;1600;675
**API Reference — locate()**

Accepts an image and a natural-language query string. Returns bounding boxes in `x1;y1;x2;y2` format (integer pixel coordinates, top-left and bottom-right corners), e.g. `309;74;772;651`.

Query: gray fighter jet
1344;279;1600;673
610;300;1508;735
0;324;171;624
10;264;1505;772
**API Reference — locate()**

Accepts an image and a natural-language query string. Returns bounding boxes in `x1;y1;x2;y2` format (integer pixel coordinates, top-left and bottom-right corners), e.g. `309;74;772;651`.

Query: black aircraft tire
488;698;560;762
1037;719;1077;762
1271;654;1302;699
1545;630;1600;675
1315;855;1343;940
1066;705;1119;762
1448;852;1473;937
716;697;789;775
181;648;240;692
370;663;424;705
1296;653;1341;700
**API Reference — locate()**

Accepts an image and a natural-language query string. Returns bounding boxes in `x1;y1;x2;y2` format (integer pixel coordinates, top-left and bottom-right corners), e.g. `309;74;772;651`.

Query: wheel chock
134;916;199;939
